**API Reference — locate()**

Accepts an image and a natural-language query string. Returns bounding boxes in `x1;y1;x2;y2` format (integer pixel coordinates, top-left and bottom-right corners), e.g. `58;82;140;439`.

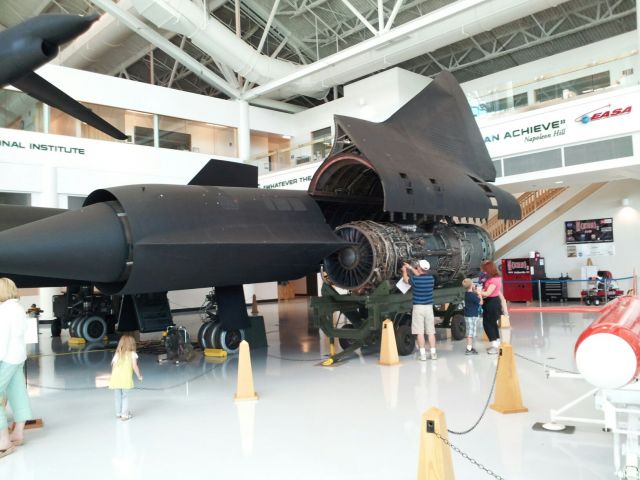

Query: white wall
33;64;294;135
499;179;640;297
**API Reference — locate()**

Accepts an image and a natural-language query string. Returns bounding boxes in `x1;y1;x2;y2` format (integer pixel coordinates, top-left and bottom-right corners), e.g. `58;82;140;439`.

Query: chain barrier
447;353;500;435
514;352;578;375
429;427;505;480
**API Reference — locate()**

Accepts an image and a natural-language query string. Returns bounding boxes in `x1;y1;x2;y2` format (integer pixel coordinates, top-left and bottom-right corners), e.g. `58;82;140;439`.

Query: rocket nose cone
576;333;637;389
0;201;128;284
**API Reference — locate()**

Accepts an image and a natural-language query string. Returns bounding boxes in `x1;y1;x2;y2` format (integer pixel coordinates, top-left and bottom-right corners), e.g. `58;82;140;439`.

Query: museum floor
0;299;615;479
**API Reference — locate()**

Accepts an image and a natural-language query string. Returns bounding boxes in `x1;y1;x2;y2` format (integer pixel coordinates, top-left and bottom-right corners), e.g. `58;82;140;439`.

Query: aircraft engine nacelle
0;37;58;85
575;295;640;389
322;221;494;291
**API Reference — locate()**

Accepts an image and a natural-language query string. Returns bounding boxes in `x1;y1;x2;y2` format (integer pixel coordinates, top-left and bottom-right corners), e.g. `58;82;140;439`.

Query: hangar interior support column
238;100;251;162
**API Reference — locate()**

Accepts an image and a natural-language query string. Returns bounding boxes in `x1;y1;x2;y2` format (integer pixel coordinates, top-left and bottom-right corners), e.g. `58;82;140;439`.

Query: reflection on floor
0;299;616;480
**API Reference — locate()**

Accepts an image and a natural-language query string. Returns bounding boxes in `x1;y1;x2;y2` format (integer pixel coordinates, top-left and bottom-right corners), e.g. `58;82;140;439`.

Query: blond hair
0;278;19;302
114;334;137;362
462;278;473;289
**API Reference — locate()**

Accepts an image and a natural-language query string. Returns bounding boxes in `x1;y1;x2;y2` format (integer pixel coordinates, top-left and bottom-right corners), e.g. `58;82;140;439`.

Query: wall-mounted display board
565;218;613;244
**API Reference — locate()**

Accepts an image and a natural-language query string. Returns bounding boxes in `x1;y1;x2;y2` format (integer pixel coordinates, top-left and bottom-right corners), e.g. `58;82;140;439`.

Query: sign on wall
567;243;616;258
565;218;613;244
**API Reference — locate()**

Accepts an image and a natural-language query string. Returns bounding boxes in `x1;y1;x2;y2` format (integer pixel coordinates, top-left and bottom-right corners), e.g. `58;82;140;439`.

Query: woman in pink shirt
480;261;507;354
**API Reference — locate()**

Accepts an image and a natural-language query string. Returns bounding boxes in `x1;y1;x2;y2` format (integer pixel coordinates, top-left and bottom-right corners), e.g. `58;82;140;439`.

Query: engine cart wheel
395;324;415;356
51;318;62;337
82;315;107;343
338;324;356;350
594;298;601;306
219;329;246;354
450;313;466;341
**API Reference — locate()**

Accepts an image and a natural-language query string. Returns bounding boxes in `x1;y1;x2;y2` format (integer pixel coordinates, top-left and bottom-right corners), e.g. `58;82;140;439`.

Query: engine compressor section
323;220;494;291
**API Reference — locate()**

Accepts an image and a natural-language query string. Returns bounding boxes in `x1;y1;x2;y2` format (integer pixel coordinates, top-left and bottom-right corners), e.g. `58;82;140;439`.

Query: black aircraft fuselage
0;72;521;333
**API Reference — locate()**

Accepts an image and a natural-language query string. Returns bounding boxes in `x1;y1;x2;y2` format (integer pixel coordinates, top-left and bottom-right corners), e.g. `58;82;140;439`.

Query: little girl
109;334;143;421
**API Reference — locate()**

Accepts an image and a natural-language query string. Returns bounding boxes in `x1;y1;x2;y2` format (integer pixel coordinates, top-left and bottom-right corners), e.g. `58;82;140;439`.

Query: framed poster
565;218;613;244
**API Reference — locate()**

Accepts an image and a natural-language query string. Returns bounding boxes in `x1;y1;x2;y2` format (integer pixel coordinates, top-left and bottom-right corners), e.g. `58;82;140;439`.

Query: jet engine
323;221;494;291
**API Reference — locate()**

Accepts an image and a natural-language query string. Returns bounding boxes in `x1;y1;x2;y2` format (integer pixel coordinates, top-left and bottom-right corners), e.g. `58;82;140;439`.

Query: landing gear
198;318;246;354
51;318;62;337
81;315;107;343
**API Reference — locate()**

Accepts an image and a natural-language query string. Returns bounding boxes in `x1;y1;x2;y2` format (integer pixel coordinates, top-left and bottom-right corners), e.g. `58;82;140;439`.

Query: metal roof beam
88;0;241;98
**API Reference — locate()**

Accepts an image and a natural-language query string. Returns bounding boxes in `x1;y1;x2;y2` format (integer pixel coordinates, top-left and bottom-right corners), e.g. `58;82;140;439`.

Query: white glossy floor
0;299;617;479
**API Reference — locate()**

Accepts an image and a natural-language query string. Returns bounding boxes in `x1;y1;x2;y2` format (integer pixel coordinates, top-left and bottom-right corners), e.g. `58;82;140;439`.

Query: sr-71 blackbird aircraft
0;14;127;139
0;71;520;347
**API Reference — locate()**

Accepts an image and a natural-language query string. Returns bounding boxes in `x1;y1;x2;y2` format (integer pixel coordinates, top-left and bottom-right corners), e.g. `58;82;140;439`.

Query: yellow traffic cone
234;340;258;401
417;407;455;480
379;319;400;366
490;343;528;414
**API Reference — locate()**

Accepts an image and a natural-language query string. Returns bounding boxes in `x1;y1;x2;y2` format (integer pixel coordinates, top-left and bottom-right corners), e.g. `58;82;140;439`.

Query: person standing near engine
402;260;437;360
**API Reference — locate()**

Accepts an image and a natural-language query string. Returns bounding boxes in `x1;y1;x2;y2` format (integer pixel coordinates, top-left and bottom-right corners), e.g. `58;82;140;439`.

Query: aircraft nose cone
0;202;128;283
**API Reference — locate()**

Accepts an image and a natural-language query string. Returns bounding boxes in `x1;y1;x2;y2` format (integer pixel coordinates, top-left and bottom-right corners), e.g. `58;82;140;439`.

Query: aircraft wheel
82;315;107;343
451;313;466;341
207;321;223;349
395;324;415;356
70;316;84;338
51;318;62;337
219;329;246;354
198;322;215;349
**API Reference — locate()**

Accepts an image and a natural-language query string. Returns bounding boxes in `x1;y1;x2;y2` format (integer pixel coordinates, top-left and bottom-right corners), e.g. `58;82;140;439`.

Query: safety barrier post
417;407;455;480
379;319;400;366
490;343;528;414
537;280;542;308
251;294;259;315
234;340;258;401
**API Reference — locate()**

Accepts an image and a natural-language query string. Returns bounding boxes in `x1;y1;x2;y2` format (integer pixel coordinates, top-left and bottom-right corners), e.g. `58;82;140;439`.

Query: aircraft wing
12;72;127;140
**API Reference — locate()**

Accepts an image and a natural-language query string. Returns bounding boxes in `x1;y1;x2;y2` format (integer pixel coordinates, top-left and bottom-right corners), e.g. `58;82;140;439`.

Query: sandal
0;445;16;458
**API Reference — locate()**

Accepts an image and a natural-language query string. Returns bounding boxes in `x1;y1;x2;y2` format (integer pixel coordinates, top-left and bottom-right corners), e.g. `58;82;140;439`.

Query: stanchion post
417;407;455;480
490;343;528;414
537;280;542;308
234;340;258;402
379;319;400;366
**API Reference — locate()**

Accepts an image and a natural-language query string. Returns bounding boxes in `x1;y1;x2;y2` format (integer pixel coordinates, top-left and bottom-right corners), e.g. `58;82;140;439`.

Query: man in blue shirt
402;259;436;360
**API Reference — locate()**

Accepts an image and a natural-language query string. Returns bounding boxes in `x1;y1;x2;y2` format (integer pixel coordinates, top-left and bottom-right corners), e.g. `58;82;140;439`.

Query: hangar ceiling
0;0;636;109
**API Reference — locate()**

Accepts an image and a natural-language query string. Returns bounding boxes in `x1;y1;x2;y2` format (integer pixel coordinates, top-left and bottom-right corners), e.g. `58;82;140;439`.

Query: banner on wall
567;243;616;258
565;218;613;244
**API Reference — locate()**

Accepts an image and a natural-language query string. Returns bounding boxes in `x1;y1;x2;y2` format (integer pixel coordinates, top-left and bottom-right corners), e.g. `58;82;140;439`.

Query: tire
82;315;107;343
450;313;466;341
594;298;601;306
395;324;415;356
219;329;246;354
198;322;214;349
51;318;62;337
338;324;356;350
207;321;223;349
70;316;84;338
584;297;591;305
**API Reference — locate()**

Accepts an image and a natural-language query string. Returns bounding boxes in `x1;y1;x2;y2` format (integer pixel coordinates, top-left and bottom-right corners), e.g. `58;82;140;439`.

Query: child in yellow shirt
109;334;143;421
